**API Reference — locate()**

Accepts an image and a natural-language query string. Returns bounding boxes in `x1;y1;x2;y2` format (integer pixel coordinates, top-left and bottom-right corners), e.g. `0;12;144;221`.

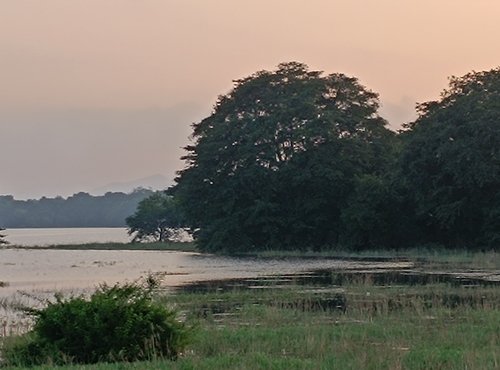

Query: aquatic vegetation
3;250;500;369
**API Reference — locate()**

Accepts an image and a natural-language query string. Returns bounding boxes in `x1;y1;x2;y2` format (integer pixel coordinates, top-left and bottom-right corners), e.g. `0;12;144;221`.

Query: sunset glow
1;0;499;198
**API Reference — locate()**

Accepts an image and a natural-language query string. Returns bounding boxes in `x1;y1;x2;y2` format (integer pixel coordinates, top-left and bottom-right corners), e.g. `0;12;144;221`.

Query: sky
1;0;500;199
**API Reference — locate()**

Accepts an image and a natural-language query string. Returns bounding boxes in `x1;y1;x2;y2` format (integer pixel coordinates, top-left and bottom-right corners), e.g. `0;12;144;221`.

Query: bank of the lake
5;228;500;270
12;241;500;270
0;246;413;303
9;241;198;252
3;234;500;370
4;267;500;369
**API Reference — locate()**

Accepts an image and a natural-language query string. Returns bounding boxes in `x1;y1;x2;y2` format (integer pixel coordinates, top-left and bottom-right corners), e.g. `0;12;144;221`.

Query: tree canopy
172;62;396;252
121;64;500;252
399;68;500;248
126;192;184;242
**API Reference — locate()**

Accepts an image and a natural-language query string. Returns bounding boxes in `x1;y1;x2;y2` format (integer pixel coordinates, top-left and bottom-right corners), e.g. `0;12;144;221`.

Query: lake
0;228;413;300
2;228;499;338
0;246;414;335
0;248;413;297
3;227;130;246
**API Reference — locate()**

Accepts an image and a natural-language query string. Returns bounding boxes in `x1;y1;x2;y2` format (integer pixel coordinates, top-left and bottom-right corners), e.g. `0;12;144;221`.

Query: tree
126;192;184;242
399;68;500;248
0;227;7;245
172;62;395;252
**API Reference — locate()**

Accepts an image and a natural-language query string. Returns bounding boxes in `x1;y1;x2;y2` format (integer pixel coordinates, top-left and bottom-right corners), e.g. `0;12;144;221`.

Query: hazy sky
1;0;500;199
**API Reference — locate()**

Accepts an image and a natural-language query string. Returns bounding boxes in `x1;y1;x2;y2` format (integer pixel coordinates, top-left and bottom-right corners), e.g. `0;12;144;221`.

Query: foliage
126;192;185;242
339;175;400;249
12;274;500;370
2;281;191;367
172;62;395;252
0;188;153;228
399;68;500;248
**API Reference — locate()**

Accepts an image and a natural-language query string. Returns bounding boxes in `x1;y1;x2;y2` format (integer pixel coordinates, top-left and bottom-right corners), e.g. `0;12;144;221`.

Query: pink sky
1;0;500;199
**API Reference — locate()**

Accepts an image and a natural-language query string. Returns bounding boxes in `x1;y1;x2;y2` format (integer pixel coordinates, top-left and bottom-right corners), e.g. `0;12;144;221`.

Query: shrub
2;280;191;366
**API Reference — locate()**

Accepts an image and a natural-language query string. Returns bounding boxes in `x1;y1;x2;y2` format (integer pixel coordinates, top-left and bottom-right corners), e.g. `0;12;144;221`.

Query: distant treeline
0;189;154;228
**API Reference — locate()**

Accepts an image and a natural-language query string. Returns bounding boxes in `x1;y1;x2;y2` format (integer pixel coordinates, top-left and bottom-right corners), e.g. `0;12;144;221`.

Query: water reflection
0;249;415;297
4;228;130;246
3;248;500;336
178;267;500;294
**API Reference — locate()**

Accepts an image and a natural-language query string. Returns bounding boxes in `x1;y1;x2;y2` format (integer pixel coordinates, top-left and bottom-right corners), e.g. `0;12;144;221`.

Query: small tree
0;227;8;245
126;192;184;242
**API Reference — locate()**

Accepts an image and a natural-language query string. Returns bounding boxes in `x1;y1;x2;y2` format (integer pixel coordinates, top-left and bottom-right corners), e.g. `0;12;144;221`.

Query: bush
2;280;191;366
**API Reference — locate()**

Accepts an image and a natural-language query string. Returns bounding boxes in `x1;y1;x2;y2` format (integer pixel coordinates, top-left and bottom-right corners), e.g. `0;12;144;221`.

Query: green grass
4;276;500;369
3;247;500;369
5;241;198;252
5;306;500;369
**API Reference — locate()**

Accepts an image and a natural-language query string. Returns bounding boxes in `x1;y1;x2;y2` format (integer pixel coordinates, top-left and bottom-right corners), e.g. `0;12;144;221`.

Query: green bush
2;281;191;366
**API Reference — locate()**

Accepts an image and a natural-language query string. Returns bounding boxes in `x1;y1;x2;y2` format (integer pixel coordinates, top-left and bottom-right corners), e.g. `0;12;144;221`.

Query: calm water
6;228;405;296
3;229;500;336
3;227;130;246
0;248;413;296
2;229;499;298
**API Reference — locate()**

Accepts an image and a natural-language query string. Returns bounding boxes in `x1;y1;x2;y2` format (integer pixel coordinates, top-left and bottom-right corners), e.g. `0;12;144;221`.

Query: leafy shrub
2;281;191;366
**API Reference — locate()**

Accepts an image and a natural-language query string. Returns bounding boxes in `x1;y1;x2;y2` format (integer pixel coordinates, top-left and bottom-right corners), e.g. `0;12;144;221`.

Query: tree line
3;61;497;252
131;62;499;252
0;189;153;229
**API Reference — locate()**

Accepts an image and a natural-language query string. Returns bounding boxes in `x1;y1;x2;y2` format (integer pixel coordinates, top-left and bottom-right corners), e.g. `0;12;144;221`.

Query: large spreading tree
399;68;500;248
172;62;396;252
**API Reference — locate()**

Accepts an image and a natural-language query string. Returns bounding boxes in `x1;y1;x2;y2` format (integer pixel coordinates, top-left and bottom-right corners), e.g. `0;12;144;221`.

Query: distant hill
91;174;171;195
0;189;154;228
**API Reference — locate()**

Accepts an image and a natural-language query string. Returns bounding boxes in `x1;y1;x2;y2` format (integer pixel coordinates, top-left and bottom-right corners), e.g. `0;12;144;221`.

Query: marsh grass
250;247;500;269
3;254;500;369
172;283;500;369
5;284;500;370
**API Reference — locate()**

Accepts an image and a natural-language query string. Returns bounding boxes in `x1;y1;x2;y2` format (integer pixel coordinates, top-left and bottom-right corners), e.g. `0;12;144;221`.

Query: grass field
3;255;500;369
4;241;198;252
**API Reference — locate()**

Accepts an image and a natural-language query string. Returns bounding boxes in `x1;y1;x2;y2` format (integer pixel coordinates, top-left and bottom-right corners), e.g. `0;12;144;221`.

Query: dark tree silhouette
126;192;184;242
399;68;500;248
172;62;395;252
